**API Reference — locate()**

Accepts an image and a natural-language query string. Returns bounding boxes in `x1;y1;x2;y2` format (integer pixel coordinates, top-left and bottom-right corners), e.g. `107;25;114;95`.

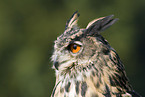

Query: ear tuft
65;11;80;30
86;15;118;35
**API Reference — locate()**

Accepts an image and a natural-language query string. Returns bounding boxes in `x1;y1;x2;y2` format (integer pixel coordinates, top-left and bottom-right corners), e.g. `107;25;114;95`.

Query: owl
51;11;141;97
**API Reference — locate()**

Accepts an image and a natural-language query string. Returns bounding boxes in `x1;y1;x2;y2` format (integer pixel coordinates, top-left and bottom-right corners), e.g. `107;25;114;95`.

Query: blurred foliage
0;0;145;97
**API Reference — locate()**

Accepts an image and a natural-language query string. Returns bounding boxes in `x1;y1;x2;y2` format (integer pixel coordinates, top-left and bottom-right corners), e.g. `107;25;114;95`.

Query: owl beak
53;61;59;70
53;55;59;70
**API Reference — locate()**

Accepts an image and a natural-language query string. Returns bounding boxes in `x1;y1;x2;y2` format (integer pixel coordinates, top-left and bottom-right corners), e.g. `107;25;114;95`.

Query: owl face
52;34;100;71
52;11;118;72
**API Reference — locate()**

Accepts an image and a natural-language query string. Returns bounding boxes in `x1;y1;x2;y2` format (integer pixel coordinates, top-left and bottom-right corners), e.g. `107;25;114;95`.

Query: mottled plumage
51;11;141;97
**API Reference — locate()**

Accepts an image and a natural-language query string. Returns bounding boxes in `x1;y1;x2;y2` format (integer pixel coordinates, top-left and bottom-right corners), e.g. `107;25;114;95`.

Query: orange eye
69;43;81;53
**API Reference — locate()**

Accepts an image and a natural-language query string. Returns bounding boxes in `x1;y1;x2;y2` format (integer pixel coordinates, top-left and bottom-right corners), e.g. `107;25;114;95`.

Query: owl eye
69;43;81;53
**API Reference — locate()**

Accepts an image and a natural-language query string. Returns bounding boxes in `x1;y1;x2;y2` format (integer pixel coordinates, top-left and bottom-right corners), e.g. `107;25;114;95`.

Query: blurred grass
0;0;145;97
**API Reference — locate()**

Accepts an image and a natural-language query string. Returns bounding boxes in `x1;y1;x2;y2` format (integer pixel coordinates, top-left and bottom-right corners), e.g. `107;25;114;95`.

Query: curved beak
53;55;59;70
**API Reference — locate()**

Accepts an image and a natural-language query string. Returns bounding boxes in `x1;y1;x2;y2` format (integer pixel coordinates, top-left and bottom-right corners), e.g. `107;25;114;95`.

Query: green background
0;0;145;97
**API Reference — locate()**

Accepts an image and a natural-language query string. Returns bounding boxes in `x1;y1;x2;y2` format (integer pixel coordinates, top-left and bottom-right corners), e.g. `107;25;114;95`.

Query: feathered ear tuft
86;15;118;35
65;11;80;30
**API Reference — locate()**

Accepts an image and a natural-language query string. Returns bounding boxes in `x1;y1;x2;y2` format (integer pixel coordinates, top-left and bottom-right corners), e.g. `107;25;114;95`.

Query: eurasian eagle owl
51;11;140;97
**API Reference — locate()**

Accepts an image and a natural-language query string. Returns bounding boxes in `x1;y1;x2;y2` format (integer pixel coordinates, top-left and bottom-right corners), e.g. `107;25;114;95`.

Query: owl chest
54;80;103;97
53;71;104;97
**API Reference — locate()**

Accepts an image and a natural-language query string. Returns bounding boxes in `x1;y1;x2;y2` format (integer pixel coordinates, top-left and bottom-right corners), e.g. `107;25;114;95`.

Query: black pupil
73;44;77;50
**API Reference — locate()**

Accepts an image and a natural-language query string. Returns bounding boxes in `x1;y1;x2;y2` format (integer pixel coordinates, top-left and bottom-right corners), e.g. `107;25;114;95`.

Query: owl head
52;11;118;73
